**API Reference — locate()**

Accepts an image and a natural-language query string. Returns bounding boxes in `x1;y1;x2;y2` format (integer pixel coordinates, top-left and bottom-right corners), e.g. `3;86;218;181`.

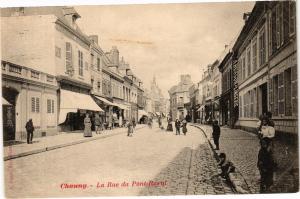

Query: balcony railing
1;61;57;87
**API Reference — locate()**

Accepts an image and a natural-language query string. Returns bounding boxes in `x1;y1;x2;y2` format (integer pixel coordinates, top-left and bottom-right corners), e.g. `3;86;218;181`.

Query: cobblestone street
196;124;299;194
5;123;233;197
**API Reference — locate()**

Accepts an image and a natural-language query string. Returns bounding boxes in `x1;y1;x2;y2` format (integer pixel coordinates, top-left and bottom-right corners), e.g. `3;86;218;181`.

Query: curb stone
190;123;251;194
4;126;145;161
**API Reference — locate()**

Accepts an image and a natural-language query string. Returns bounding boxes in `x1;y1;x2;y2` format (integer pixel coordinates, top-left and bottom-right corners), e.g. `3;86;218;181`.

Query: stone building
1;7;103;140
233;1;297;135
169;75;193;121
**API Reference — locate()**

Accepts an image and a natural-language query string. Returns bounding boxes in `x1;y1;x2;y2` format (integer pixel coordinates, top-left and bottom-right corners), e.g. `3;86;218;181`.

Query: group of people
165;118;187;135
211;111;277;193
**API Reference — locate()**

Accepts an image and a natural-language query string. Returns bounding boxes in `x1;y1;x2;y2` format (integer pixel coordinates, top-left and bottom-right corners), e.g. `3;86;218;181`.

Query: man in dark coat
25;119;34;144
94;114;101;134
175;119;181;135
212;120;220;150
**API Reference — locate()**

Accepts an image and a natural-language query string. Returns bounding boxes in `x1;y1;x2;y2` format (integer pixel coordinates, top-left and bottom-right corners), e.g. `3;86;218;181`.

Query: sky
75;1;255;97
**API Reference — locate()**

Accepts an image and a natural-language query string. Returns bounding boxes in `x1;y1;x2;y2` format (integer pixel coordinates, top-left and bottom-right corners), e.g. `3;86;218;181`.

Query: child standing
212;120;221;150
257;137;276;193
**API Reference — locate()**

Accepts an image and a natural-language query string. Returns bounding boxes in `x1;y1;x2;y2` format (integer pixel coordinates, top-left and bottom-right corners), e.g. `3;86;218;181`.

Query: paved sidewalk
4;125;145;161
193;124;299;194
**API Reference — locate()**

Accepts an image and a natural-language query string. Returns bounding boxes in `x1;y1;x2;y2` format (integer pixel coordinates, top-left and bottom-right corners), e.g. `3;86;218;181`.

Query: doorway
2;87;19;141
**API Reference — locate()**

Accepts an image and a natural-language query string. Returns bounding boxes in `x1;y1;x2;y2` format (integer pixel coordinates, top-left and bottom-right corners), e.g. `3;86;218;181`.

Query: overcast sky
75;1;255;97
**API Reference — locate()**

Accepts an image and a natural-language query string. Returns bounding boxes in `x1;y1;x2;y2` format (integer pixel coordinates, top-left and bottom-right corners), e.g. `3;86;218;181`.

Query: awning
2;97;11;105
113;102;129;110
197;105;205;112
138;109;148;120
59;89;103;124
95;96;115;106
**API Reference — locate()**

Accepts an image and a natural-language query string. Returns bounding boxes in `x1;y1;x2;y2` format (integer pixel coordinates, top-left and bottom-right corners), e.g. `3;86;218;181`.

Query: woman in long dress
84;113;92;137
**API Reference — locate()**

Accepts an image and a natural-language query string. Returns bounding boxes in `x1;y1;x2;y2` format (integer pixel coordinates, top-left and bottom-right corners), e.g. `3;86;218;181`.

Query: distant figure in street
212;120;220;150
158;116;162;128
218;153;235;179
166;117;173;132
148;117;153;129
127;120;134;137
257;137;276;193
94;114;101;134
84;113;92;137
175;119;181;135
25;119;34;144
182;119;187;135
132;118;136;129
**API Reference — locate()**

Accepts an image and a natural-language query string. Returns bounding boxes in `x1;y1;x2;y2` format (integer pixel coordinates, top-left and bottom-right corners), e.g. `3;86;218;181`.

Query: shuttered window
66;42;73;72
259;27;266;66
284;68;292;116
31;97;35;112
52;100;55;113
252;38;257;72
47;99;51;113
36;98;40;113
247;47;251;77
78;51;83;76
291;65;297;115
269;78;274;115
278;73;285;115
289;1;296;35
273;76;279;116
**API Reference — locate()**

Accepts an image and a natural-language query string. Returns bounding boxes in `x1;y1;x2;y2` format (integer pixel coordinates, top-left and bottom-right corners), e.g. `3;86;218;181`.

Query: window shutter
52;100;55;113
283;1;290;42
291;65;297;115
273;76;279;116
289;1;296;35
271;8;277;54
278;73;285;115
66;42;73;73
269;78;273;115
36;98;40;113
31;97;35;113
47;99;51;113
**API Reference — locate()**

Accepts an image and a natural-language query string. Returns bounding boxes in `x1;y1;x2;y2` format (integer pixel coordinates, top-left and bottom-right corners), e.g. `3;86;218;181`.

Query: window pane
47;99;51;113
36;98;40;113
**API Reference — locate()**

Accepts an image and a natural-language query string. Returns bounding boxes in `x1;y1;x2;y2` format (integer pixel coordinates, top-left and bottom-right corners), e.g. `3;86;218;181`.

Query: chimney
89;35;99;44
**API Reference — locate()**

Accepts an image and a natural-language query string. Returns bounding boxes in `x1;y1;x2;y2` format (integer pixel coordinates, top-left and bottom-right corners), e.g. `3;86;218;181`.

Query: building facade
233;1;297;135
168;75;193;121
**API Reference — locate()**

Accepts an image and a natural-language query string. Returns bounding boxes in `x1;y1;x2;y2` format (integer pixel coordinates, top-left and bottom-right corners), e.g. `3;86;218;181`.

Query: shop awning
95;96;115;106
59;89;103;124
2;97;11;105
138;109;148;120
197;105;205;112
113;102;129;110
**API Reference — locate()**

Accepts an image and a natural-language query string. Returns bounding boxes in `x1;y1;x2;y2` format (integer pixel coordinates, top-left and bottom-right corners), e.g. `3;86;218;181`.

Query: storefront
58;89;103;131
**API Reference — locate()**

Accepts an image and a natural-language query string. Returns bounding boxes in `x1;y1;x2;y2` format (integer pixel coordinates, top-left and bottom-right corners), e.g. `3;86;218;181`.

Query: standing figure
132;118;136;129
94;114;101;134
212;120;221;150
175;119;181;135
166;117;173;131
257;137;276;193
182;119;187;135
25;119;34;144
127;120;134;137
258;116;275;139
83;113;92;137
158;116;162;128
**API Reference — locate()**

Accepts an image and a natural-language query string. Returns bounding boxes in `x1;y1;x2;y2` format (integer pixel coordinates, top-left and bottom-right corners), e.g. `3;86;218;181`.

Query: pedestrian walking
83;113;92;137
148;117;153;129
175;119;181;135
212;120;220;150
158;116;162;128
127;120;134;137
257;137;276;193
94;114;101;134
25;119;34;144
182;119;187;135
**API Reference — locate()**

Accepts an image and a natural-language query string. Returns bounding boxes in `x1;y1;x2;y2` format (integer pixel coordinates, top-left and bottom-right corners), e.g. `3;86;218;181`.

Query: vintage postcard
0;0;298;198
